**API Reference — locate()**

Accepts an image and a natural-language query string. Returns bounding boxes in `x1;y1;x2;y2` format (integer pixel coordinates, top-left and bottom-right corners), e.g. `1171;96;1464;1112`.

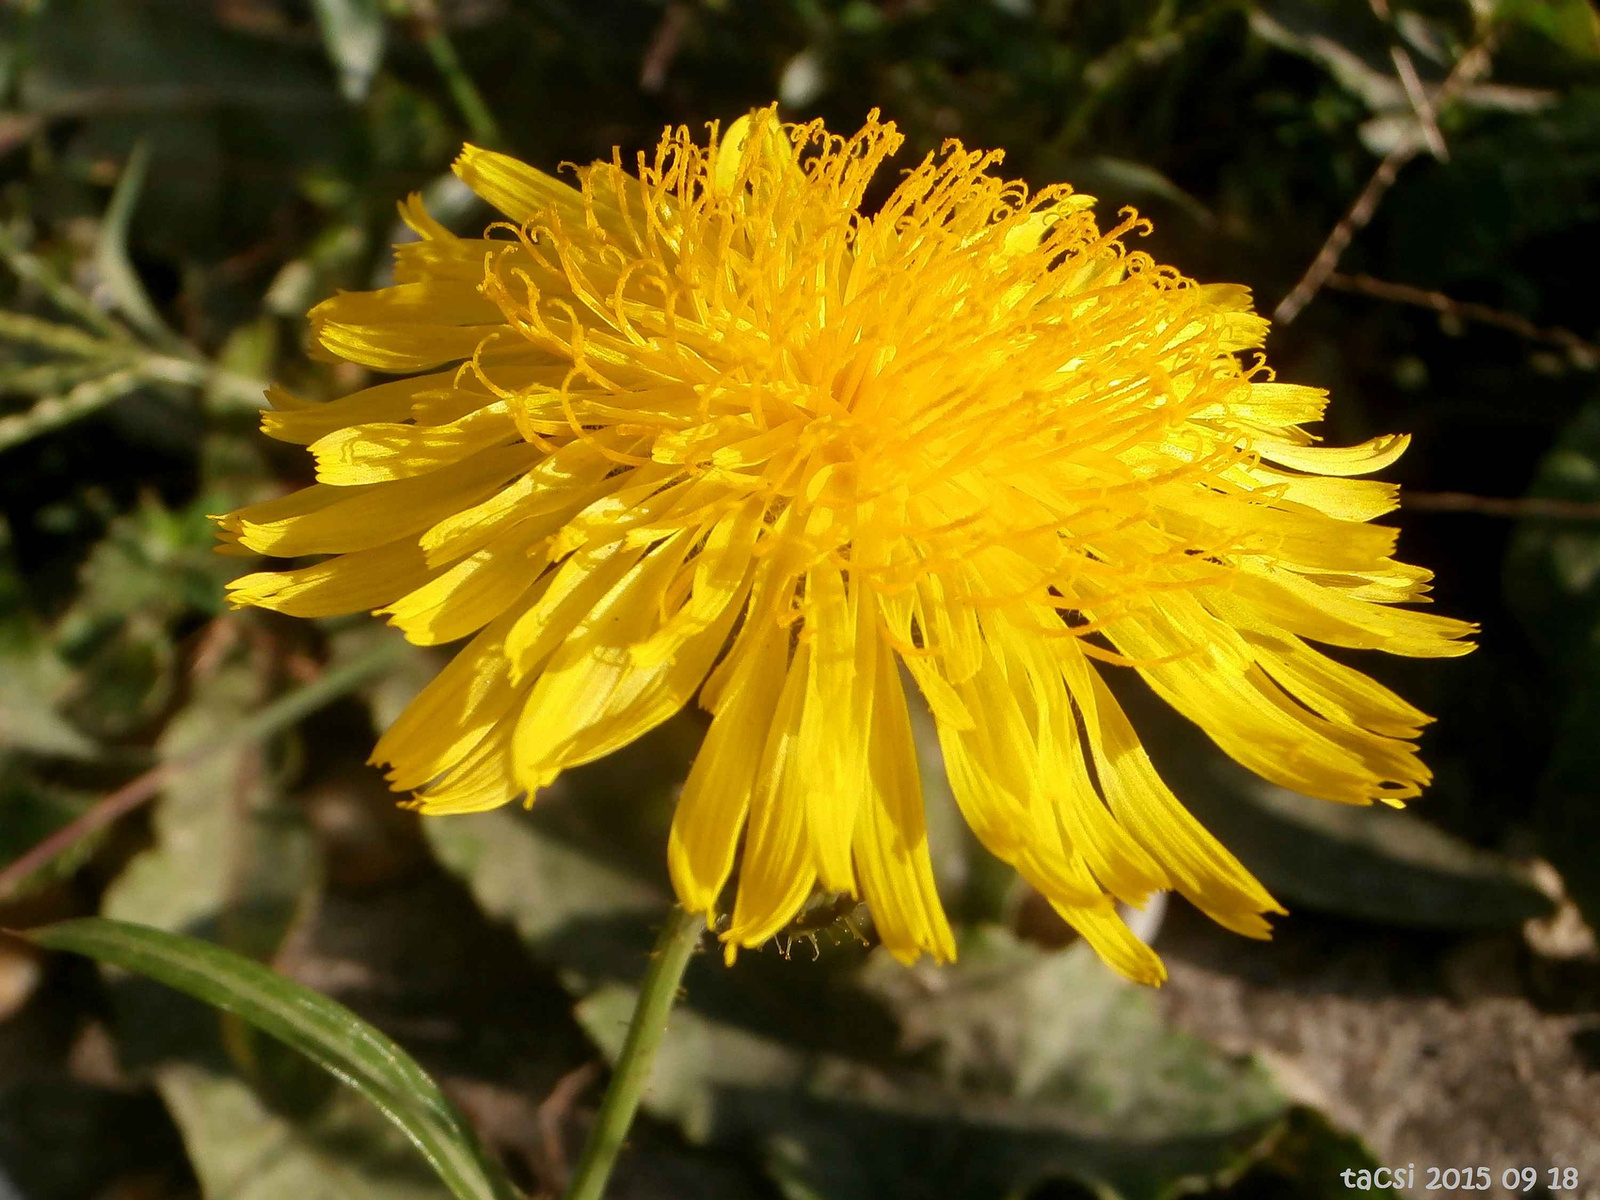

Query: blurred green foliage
2;0;1599;1197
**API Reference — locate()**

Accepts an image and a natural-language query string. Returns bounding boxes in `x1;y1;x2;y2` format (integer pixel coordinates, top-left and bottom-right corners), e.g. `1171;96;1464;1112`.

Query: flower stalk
562;905;703;1200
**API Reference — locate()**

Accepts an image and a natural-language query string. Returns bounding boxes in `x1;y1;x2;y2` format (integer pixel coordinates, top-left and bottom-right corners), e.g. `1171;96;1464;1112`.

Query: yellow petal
373;606;529;791
668;620;788;916
1254;634;1431;740
419;440;616;567
798;562;868;894
511;531;744;789
225;538;438;618
1246;466;1400;522
410;711;522;814
503;539;649;682
315;319;501;373
929;645;1102;909
725;640;818;952
1002;612;1167;906
1064;658;1282;937
630;496;764;669
260;372;458;445
1254;432;1411;477
380;520;549;646
309;279;504;329
1227;566;1476;658
233;443;540;557
1103;595;1431;804
852;633;955;963
397;191;452;241
1050;901;1166;986
1233;382;1329;425
453;144;587;227
310;404;520;485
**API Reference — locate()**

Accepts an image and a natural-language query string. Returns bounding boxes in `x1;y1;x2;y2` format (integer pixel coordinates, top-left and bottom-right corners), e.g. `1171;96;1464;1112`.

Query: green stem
0;225;132;342
0;366;145;453
420;24;503;148
563;906;704;1200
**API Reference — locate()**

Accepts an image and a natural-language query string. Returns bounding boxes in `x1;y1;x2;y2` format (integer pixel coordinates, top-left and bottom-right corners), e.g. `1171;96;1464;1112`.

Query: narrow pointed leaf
26;917;521;1200
95;140;185;351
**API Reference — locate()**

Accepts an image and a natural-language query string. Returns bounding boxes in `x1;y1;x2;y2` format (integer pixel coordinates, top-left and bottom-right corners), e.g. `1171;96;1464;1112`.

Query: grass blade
95;141;187;352
27;917;523;1200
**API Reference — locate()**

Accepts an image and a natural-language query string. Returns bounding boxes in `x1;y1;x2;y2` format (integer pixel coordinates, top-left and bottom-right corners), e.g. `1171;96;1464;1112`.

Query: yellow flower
217;107;1474;984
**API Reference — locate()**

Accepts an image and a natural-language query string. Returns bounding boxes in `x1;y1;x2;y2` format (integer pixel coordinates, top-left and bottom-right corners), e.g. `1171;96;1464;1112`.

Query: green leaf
423;801;670;995
0;652;96;759
428;798;1311;1200
1177;755;1555;931
0;700;96;758
102;654;316;947
1249;2;1558;140
331;623;448;739
311;0;387;104
81;642;500;1196
27;917;519;1200
1217;1107;1402;1199
0;766;99;896
23;0;350;262
422;712;703;992
1498;0;1600;60
576;929;1287;1200
1505;400;1600;659
156;1065;461;1200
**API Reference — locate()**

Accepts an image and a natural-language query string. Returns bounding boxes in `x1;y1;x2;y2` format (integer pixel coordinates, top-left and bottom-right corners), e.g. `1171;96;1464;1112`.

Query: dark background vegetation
2;1;1599;1197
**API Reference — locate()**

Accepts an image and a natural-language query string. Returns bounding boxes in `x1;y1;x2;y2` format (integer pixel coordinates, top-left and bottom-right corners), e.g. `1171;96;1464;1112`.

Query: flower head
218;108;1474;983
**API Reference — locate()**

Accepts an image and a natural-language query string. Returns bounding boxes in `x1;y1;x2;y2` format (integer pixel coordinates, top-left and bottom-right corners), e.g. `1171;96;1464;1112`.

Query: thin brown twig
1369;0;1447;160
0;640;406;901
1274;36;1495;325
537;1061;601;1193
0;764;178;902
1274;145;1414;326
1325;272;1600;366
187;614;241;681
1402;492;1600;520
1389;45;1448;160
